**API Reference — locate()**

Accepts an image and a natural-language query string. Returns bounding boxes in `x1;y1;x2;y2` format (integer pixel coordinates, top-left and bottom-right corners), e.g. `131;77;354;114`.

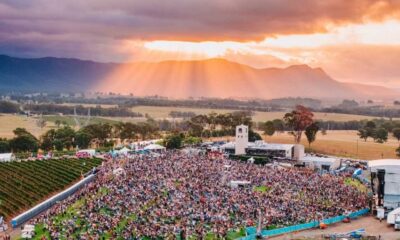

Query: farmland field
213;130;400;160
0;114;117;138
264;130;400;160
0;106;389;139
0;158;103;220
0;114;54;138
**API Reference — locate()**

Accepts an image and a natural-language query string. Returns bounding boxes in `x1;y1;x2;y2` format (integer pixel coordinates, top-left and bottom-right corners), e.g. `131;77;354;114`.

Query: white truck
387;207;400;230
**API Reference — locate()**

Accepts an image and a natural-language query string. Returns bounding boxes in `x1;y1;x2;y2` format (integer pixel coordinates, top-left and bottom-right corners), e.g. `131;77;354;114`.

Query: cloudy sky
1;0;400;87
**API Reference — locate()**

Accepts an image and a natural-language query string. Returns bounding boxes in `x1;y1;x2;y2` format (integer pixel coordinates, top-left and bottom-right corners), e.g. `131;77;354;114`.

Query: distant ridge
0;55;397;100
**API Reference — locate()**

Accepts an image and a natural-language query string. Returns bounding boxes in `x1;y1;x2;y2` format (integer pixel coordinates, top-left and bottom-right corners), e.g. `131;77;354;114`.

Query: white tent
229;180;251;188
118;147;131;155
144;144;166;151
387;207;400;224
0;153;13;162
247;157;255;164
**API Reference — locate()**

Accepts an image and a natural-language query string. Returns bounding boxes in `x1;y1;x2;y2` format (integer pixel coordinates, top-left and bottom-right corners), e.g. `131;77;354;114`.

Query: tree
54;126;75;150
249;130;262;142
262;121;275;136
283;105;314;143
184;136;202;145
9;128;39;152
40;129;56;151
393;128;400;141
0;138;10;153
53;139;64;151
136;121;159;140
396;146;400;158
272;119;285;133
305;122;319;148
358;129;369;141
115;122;138;142
338;99;359;108
55;120;61;128
82;123;113;146
75;130;92;149
164;133;184;149
365;121;376;129
373;128;388;143
381;121;394;132
357;121;377;142
187;121;204;137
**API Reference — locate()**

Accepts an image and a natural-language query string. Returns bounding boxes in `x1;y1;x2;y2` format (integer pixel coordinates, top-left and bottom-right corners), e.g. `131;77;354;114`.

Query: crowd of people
30;151;369;239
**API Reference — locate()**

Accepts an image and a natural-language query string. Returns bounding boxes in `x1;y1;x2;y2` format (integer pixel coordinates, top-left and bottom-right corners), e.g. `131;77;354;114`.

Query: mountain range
0;54;396;100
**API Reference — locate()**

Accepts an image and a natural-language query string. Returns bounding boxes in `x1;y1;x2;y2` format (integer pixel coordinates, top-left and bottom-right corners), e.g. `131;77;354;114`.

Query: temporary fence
240;208;369;240
10;174;96;228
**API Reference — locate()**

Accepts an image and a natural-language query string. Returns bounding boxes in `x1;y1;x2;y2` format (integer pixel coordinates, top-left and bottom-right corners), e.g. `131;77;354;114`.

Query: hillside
0;55;397;100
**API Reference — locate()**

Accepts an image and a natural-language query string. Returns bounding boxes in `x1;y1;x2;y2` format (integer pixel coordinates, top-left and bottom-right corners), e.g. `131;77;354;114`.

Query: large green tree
82;123;113;146
305;122;320;148
164;133;184;149
357;129;369;142
262;121;276;136
40;129;56;151
392;128;400;141
75;130;92;149
373;128;388;143
9;128;39;152
0;138;10;153
272;119;285;133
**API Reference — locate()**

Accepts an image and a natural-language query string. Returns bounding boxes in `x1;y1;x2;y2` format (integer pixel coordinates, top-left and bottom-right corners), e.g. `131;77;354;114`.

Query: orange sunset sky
1;0;400;88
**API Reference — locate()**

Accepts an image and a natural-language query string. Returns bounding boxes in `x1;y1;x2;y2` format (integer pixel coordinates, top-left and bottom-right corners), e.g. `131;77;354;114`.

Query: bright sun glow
143;20;400;56
144;41;247;58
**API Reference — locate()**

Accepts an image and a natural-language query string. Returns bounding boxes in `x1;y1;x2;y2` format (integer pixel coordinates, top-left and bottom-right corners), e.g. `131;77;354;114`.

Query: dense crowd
31;151;369;239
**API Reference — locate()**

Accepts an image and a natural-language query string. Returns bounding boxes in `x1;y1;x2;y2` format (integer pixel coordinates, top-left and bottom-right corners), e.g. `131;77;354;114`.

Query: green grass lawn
253;185;271;193
344;177;368;193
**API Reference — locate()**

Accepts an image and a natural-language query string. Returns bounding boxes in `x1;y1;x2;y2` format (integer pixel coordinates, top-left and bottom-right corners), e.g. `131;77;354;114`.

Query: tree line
0;101;143;117
0;119;160;154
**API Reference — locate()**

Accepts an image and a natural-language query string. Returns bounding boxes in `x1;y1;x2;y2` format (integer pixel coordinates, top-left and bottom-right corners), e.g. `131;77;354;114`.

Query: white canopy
118;147;131;154
0;153;13;162
144;144;166;151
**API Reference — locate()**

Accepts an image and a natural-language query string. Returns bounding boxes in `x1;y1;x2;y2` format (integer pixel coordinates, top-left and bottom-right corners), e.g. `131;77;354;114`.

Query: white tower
235;124;248;155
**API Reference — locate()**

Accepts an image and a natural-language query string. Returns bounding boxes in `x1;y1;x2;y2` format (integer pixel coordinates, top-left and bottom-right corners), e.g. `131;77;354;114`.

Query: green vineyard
0;158;103;220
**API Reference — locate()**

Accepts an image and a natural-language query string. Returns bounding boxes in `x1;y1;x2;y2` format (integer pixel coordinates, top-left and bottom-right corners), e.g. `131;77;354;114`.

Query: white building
300;155;341;171
221;140;302;160
0;153;14;162
369;159;400;209
235;125;248;155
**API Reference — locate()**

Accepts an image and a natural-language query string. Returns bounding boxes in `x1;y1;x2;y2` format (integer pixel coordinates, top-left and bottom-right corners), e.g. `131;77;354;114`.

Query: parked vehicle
387;207;400;230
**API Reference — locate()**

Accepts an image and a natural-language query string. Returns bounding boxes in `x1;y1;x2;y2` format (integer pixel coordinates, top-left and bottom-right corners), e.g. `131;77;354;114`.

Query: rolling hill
0;55;397;100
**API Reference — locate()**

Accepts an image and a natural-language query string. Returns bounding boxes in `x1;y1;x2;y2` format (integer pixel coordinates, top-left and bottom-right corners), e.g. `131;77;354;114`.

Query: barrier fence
240;208;370;240
10;174;96;227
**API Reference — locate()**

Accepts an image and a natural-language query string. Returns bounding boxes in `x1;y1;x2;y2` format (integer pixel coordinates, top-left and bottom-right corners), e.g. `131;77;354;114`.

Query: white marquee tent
143;144;166;152
0;153;14;162
118;147;131;155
